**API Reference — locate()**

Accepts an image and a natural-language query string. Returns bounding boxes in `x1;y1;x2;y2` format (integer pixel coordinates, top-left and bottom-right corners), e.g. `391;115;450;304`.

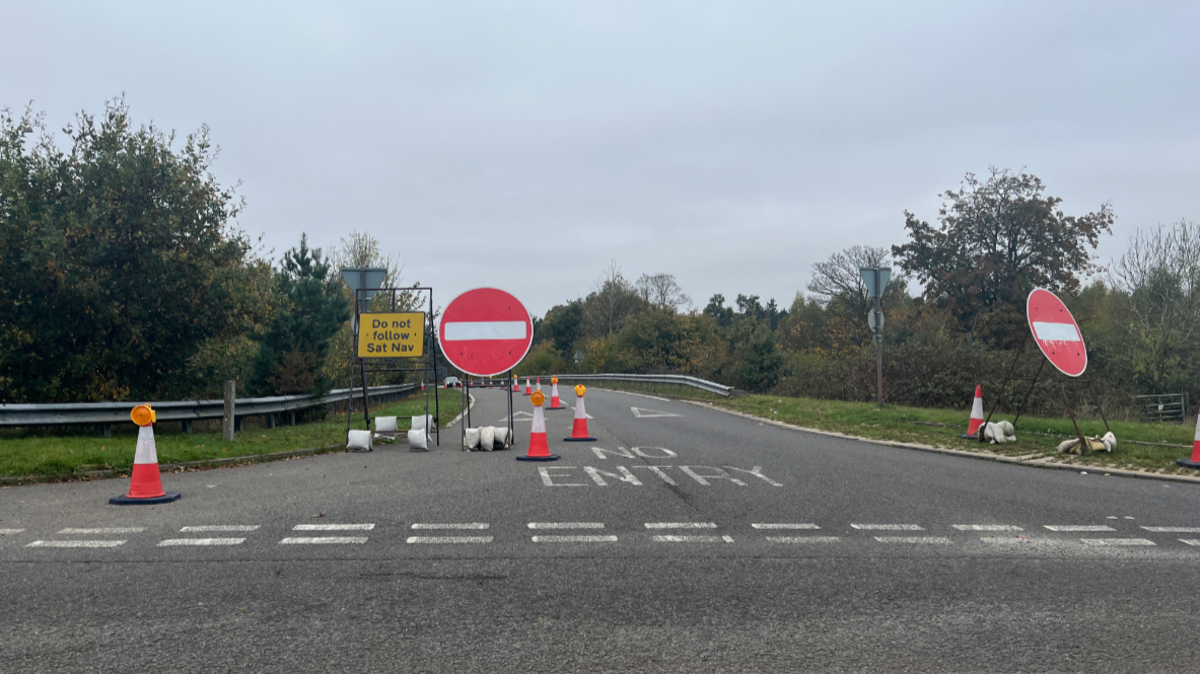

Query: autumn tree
893;168;1112;347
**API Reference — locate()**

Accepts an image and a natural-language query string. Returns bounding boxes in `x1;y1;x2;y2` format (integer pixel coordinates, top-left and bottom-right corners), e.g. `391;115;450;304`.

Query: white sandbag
493;426;510;448
408;429;428;451
375;416;398;433
1057;438;1080;453
347;429;372;451
480;425;495;451
983;420;1016;444
464;427;481;450
411;415;432;432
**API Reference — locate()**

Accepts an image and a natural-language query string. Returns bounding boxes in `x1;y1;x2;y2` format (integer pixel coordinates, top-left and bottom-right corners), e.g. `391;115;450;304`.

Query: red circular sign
1027;288;1087;377
438;288;534;377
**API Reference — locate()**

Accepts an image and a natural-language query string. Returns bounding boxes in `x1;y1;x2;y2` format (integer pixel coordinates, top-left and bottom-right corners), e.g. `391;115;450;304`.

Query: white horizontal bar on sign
1032;321;1081;342
443;321;527;341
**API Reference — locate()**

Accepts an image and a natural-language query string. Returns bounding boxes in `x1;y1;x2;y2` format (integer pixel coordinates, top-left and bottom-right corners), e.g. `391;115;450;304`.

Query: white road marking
57;527;146;534
630;407;681;419
645;522;718;529
953;525;1023;531
981;537;1032;543
27;540;125;548
766;536;841;543
1181;539;1200;546
653;535;734;543
753;523;820;529
1141;526;1200;533
604;389;669;402
181;525;260;532
158;538;245;546
527;522;605;529
873;536;952;544
1080;538;1155;546
411;523;489;530
406;536;493;544
1044;525;1115;532
851;524;923;530
280;537;368;544
0;529;26;535
532;535;619;543
292;524;375;531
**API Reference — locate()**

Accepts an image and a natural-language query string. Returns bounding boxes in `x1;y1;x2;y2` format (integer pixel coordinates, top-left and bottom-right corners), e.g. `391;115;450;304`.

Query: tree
581;262;644;338
539;300;584;359
807;245;892;312
892;167;1113;347
0;98;267;402
250;235;349;396
635;273;691;311
703;294;734;328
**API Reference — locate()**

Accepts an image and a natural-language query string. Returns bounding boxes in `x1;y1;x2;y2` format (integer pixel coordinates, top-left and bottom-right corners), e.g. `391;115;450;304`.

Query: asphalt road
2;387;1199;673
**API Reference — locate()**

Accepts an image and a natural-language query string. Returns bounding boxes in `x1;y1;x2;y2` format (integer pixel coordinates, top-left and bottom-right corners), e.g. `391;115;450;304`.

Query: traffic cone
564;384;597;442
536;376;542;394
110;405;181;505
1178;411;1200;469
547;376;566;410
512;377;520;392
524;376;533;396
960;385;984;439
517;391;559;462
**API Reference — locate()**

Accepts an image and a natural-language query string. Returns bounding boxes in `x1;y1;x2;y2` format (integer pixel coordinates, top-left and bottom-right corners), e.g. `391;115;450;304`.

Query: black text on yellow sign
358;313;425;358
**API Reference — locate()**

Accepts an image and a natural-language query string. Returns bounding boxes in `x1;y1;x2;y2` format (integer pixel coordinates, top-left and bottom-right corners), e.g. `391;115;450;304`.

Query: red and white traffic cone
110;405;181;505
547;376;566;410
536;376;542;394
512;377;520;392
517;391;559;462
524;376;533;396
564;384;597;442
1178;411;1200;469
961;385;985;438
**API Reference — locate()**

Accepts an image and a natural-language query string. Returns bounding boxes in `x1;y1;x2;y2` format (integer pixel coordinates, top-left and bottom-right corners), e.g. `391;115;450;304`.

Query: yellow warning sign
358;313;425;358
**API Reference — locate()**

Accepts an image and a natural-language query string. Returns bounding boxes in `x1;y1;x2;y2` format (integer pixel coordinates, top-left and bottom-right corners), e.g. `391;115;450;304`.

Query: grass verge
595;382;1197;476
0;392;462;482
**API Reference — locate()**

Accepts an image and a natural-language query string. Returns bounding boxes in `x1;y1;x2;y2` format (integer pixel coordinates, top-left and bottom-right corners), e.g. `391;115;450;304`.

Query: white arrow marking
499;411;534;423
630;407;681;419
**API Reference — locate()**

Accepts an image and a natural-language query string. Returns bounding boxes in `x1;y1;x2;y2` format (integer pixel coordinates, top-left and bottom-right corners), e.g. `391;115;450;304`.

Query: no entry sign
438;288;534;377
1027;288;1087;377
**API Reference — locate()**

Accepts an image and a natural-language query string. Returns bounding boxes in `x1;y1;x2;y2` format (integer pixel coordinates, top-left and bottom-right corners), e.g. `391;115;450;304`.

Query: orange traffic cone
1179;411;1200;469
517;391;559;462
110;405;181;505
547;376;566;410
524;376;533;396
564;384;597;442
960;385;984;439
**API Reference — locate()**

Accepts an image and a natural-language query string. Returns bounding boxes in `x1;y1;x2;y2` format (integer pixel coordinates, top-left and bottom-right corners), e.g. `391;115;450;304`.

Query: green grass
587;381;1197;476
0;392;462;481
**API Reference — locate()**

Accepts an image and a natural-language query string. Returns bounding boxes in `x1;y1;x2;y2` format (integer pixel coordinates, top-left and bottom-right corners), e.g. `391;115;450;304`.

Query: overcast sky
4;1;1198;316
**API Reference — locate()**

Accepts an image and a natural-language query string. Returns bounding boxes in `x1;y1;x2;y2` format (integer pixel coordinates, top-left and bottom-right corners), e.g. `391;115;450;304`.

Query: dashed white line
852;524;923;531
653;535;734;543
645;522;718;529
406;536;493;544
57;527;146;535
1141;526;1200;533
766;536;841;543
953;525;1023;531
181;525;260;532
981;537;1032;544
1080;538;1155;546
532;535;618;543
873;536;952;544
1043;525;1115;532
159;538;245;547
752;523;820;530
27;540;125;548
1181;539;1200;546
0;529;26;535
527;522;604;529
279;537;368;544
292;524;375;531
411;523;489;530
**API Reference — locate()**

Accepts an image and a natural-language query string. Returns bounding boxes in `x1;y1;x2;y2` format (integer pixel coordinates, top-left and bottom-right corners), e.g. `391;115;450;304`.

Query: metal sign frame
345;286;440;448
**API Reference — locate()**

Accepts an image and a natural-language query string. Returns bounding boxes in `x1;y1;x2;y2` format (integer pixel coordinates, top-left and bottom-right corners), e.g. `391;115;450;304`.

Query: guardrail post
182;420;192;434
266;413;275;429
222;380;236;441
